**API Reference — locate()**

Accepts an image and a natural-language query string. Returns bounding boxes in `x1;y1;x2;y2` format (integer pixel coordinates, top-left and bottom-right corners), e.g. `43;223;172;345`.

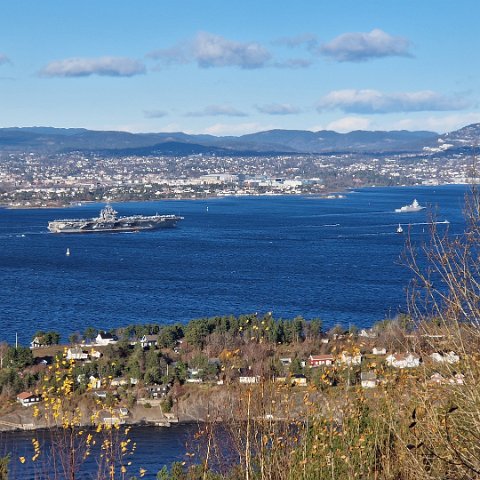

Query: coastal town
0;147;474;208
0;314;467;433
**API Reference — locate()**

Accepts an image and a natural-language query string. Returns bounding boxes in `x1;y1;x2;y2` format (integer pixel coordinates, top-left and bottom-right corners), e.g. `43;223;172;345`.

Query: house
147;384;168;398
386;353;421;369
239;368;260;384
110;377;129;387
361;371;378;388
88;376;102;389
291;374;307;386
338;352;362;366
140;334;158;349
66;347;88;361
239;375;260;384
359;329;377;339
90;349;102;359
372;347;387;355
30;337;48;349
320;338;330;344
430;351;460;364
95;332;117;346
17;392;41;407
309;355;334;367
279;358;292;366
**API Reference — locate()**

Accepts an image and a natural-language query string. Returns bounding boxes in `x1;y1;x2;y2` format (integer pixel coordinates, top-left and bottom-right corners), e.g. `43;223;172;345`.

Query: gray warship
48;204;183;233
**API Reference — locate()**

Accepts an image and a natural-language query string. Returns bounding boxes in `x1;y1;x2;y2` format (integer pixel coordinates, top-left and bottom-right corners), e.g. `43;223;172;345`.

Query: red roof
17;391;37;400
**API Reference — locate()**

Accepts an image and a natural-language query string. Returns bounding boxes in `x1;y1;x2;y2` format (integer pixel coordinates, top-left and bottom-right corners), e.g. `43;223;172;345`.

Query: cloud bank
318;89;470;113
320;29;412;62
150;32;271;69
256;103;301;115
40;57;146;77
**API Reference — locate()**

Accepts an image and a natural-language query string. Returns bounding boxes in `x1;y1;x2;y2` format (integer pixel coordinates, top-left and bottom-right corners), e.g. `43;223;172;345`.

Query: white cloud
318;89;471;114
144;110;168;119
202;122;276;136
186;105;248;117
256;103;301;115
193;32;271;69
320;29;412;62
149;32;271;69
391;113;480;133
325;116;371;133
40;57;146;77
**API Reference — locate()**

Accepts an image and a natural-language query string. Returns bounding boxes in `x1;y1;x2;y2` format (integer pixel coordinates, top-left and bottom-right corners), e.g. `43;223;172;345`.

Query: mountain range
0;124;478;156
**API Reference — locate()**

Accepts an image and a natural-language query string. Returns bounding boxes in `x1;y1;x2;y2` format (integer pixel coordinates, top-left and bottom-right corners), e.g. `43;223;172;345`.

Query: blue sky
1;0;479;135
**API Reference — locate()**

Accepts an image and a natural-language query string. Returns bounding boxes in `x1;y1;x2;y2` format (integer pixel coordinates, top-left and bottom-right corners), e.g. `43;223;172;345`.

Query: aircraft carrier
48;204;183;233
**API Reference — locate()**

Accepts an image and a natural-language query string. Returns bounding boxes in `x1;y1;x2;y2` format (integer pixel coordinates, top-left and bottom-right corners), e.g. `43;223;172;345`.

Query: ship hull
48;216;182;233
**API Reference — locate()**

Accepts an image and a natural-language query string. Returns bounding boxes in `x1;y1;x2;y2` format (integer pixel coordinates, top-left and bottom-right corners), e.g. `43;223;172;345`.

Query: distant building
372;347;387;355
30;337;48;349
430;351;460;364
17;392;41;407
361;371;378;388
66;347;88;361
95;332;117;346
140;334;158;349
386;353;421;369
309;355;334;367
339;352;362;366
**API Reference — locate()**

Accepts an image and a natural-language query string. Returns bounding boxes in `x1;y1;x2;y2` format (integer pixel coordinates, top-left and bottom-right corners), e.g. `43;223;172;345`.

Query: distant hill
0;124;477;156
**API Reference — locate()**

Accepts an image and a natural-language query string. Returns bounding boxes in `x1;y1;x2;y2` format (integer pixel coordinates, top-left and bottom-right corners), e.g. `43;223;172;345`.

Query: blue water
0;185;467;344
1;423;204;479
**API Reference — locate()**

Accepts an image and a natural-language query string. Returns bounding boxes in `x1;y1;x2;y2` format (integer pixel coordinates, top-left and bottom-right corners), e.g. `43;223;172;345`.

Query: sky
1;0;479;135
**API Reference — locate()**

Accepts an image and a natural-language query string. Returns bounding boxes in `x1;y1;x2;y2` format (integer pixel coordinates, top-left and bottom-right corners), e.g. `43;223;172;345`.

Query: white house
17;392;41;407
30;337;48;349
95;332;117;346
110;377;129;387
338;352;362;366
359;329;377;339
372;347;387;355
430;351;460;364
66;347;88;361
88;376;102;389
386;353;421;369
309;355;334;367
361;371;378;388
140;334;158;349
239;375;260;384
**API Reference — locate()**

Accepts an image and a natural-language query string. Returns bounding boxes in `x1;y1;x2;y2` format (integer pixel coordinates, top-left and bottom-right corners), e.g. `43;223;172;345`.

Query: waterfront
0;185;467;343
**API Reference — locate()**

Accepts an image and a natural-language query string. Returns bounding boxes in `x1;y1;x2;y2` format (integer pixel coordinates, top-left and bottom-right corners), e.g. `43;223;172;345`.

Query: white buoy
66;248;71;256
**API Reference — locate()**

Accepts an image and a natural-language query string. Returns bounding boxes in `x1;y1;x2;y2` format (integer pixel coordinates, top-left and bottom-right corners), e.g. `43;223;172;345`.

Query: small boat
395;199;425;213
66;248;71;256
396;224;404;234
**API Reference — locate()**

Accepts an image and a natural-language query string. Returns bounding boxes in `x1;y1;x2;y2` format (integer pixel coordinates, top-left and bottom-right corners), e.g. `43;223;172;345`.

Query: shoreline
0;181;467;210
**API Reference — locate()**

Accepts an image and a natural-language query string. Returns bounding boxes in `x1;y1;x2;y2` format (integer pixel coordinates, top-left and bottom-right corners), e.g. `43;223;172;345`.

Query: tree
184;319;209;348
0;455;9;480
5;346;33;369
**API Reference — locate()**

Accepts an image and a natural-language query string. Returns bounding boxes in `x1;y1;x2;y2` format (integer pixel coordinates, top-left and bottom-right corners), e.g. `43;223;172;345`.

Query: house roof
141;334;158;342
309;355;334;361
98;332;114;339
17;391;38;400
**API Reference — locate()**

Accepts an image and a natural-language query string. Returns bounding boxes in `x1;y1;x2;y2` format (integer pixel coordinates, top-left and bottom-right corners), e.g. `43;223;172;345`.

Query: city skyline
1;0;479;135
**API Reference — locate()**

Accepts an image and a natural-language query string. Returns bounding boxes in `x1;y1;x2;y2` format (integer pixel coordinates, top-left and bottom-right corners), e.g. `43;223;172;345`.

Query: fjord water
0;185;467;344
